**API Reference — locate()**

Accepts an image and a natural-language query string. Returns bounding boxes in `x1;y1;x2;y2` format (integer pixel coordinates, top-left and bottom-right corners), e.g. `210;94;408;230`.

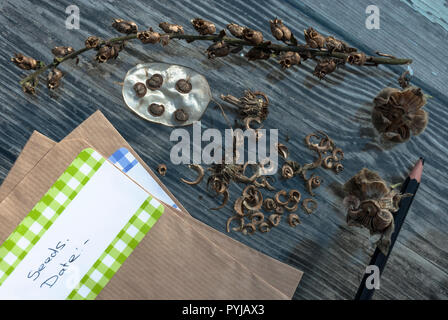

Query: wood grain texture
0;0;447;299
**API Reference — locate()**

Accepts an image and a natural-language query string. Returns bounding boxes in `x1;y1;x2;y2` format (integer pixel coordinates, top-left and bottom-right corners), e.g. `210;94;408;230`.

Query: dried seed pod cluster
221;90;269;132
14;16;411;95
372;86;428;143
343;168;411;255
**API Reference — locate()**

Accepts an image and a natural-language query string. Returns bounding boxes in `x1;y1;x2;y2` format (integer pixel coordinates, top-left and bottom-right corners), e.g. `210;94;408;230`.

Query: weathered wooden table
0;0;447;299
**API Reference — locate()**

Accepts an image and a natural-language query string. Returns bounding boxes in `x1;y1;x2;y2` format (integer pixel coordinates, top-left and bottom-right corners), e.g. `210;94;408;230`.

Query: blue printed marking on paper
108;148;178;209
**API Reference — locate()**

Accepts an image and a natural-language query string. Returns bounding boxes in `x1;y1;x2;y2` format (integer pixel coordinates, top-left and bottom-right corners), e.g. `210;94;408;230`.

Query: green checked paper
0;148;164;300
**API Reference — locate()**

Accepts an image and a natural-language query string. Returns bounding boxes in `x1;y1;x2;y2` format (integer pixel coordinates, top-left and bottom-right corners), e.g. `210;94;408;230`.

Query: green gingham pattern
67;197;164;300
0;148;105;286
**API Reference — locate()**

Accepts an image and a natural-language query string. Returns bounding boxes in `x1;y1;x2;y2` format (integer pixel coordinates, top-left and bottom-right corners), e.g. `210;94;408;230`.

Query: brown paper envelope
0;139;289;299
0;111;303;298
0;131;54;201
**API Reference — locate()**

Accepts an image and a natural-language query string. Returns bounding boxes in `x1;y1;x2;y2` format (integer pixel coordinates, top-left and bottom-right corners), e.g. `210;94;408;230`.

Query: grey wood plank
0;0;447;299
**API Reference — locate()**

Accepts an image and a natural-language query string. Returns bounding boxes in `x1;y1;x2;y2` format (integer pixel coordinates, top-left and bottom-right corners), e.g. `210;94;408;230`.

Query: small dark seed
133;82;147;98
175;79;192;93
174;109;189;122
146;74;163;90
148;103;165;117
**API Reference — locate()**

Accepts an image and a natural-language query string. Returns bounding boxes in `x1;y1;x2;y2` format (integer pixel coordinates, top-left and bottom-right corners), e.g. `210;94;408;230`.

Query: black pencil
354;157;424;300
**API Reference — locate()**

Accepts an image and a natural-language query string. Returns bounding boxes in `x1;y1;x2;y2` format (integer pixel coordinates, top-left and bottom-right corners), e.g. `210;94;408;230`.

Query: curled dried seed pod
258;221;271;233
288;214;301;227
146;74;164;90
325;36;345;52
148;103;165;117
306;174;323;196
51;46;74;58
263;198;277;211
227;23;245;38
244;117;262;131
254;176;275;191
304;27;326;48
47;68;63;90
313;59;337;79
270;18;292;42
242;223;256;235
22;81;36;95
11;53;38;70
322;155;335;169
268;214;282;227
242;28;263;45
226;215;244;233
289;190;301;203
191;18;216;35
334;163;344;174
157;164;167;176
281;163;295;179
332;148;344;161
347;52;367;66
159;22;184;34
245;47;271;61
250;212;264;225
85;36;100;49
276;143;289;159
302;198;318;214
207;41;230;59
133;82;147;98
234;197;246;217
137;28;161;44
112;18;138;34
274;190;289;206
285;201;299;212
279;51;301;69
175;79;192;93
243;194;263;212
180;164;204;185
211;189;229;210
275;206;284;215
174;109;189;122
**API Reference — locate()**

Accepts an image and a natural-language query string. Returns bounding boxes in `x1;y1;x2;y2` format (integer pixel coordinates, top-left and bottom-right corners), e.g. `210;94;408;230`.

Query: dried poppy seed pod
191;18;216;35
347;52;367;66
226;23;245;38
270;18;291;42
85;36;100;49
245;47;271;61
206;41;230;59
112;18;138;34
47;68;63;90
313;59;337;79
158;22;184;34
279;51;301;69
304;27;326;48
137;28;160;44
242;28;263;45
11;53;38;70
51;46;74;58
